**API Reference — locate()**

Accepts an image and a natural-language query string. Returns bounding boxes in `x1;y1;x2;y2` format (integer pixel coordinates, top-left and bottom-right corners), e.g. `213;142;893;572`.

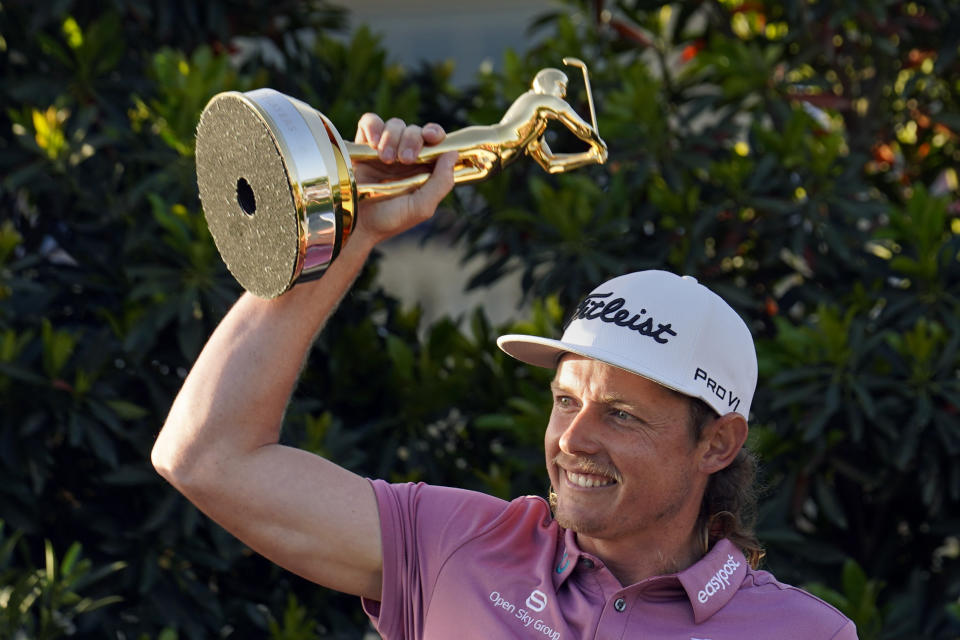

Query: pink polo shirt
363;480;857;640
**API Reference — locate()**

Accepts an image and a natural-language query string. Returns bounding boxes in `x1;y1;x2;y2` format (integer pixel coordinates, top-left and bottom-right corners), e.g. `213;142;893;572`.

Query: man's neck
575;528;702;586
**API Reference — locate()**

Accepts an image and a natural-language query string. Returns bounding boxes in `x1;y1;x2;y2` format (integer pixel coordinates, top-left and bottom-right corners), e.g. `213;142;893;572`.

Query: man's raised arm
151;116;456;600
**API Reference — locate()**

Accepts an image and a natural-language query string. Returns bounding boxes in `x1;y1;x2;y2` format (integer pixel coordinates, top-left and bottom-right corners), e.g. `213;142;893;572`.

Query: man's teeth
566;470;614;488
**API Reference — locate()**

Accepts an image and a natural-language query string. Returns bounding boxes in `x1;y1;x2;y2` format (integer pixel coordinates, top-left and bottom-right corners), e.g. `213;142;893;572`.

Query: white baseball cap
497;270;757;418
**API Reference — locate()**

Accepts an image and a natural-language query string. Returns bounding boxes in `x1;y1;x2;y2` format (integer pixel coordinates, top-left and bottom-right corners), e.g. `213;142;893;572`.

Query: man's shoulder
735;568;857;638
369;479;555;536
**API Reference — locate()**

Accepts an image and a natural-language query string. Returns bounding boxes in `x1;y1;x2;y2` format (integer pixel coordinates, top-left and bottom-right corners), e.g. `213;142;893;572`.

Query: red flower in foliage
904;48;936;68
764;297;779;317
682;39;705;62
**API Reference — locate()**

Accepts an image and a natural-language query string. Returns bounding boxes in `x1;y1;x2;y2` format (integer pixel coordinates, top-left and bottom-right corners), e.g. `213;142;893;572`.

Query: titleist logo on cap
573;291;678;344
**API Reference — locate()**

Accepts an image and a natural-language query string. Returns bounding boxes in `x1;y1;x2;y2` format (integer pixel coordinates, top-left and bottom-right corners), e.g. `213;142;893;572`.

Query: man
152;116;857;639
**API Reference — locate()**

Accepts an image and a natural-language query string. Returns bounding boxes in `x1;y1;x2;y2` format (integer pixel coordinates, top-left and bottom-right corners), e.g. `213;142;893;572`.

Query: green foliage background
1;0;959;638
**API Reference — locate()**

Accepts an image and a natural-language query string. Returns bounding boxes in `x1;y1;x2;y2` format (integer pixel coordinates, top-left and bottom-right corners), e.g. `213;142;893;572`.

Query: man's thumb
414;151;457;210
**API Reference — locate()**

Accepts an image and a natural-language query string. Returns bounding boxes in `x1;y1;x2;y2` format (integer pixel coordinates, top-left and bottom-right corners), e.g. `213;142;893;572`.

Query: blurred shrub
0;521;125;639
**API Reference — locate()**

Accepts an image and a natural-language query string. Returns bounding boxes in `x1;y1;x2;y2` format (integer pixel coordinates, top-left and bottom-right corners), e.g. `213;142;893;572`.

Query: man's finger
412;151;457;212
422;122;445;145
377;118;406;163
355;113;385;146
397;125;424;164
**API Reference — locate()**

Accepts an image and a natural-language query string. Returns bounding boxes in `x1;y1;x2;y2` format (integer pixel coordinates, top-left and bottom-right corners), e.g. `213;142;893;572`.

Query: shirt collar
552;528;602;588
554;528;748;622
677;539;749;623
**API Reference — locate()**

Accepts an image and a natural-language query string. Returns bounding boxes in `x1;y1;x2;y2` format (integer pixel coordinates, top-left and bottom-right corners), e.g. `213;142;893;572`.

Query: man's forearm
151;232;377;487
152;131;456;490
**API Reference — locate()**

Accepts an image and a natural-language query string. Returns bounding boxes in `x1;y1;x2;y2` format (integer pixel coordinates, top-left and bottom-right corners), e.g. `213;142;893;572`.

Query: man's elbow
151;423;203;490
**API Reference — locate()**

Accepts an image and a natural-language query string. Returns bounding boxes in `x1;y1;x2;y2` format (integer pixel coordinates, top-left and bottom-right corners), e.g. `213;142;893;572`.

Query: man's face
545;356;708;546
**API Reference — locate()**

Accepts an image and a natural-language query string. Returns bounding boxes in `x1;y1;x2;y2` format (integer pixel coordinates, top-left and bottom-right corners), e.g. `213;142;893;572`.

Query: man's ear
698;412;749;474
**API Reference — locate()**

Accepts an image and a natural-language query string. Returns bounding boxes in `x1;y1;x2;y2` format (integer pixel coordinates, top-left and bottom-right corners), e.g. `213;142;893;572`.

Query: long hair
688;397;765;568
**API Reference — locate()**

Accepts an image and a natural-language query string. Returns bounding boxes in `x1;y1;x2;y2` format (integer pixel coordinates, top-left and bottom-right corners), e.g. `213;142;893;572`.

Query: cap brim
496;333;691;399
497;333;668;381
496;334;579;369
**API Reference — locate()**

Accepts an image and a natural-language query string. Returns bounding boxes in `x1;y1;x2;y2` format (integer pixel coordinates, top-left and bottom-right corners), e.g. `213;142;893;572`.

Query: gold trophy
195;58;607;298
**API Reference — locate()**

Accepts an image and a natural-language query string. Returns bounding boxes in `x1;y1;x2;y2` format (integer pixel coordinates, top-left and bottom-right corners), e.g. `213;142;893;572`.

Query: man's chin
548;491;606;535
555;512;606;536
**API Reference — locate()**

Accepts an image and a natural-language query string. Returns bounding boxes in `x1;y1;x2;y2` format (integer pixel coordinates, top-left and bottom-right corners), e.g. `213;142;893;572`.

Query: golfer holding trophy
154;58;857;640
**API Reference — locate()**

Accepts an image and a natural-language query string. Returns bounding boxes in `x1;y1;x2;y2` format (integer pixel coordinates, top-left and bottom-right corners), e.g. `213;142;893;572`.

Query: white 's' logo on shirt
526;589;548;612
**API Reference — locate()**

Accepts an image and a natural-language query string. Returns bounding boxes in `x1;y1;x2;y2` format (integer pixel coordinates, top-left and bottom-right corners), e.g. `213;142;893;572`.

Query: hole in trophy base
236;177;256;216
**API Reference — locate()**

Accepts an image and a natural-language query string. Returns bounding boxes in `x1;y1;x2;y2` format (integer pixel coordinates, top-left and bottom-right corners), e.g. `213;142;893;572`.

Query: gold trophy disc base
196;95;304;299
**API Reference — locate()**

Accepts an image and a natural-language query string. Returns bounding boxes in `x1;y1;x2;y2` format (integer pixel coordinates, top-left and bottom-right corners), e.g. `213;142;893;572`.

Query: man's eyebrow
600;393;632;406
548;382;631;406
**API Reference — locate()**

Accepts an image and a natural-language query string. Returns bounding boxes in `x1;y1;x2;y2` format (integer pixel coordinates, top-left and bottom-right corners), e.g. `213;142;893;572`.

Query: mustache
552;453;622;483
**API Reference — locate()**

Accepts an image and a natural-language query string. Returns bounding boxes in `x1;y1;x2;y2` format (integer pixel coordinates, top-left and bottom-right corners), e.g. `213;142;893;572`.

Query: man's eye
613;409;634;421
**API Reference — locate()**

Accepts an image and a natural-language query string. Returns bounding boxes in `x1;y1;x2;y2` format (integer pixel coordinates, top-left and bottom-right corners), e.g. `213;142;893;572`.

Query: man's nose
558;407;602;455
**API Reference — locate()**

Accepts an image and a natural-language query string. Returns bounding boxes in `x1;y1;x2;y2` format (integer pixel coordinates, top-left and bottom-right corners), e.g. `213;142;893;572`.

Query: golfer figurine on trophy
195;58;608;299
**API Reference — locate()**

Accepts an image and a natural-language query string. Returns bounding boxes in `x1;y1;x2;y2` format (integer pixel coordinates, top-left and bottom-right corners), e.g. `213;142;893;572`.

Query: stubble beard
549;488;603;535
549;486;627;536
548;466;697;539
548;454;620;535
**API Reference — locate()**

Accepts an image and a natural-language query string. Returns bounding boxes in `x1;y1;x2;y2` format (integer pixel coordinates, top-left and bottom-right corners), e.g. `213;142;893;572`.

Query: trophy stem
356;174;430;201
343;141;490;201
